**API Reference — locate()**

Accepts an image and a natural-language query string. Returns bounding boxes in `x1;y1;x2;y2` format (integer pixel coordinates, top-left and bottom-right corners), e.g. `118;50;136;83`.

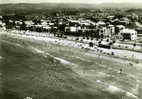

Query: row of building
0;15;139;40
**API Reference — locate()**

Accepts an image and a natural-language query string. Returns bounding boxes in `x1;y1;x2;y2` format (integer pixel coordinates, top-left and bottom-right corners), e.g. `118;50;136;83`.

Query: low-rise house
120;28;137;40
136;28;142;38
49;22;54;26
65;26;80;33
0;16;3;20
107;16;115;20
0;20;6;30
70;26;77;32
131;13;139;21
97;21;106;27
0;21;3;26
119;17;130;26
25;21;34;27
41;20;48;26
43;26;51;32
90;21;96;26
15;21;23;25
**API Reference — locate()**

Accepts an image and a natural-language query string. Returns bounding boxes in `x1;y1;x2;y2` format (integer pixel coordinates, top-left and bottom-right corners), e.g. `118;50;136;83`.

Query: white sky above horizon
1;0;142;4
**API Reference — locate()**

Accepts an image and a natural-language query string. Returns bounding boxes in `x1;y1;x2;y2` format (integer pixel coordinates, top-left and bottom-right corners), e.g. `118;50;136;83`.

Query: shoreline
1;29;142;63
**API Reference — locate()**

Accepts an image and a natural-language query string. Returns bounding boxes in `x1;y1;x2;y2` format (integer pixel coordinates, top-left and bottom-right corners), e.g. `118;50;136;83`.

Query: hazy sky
1;0;142;4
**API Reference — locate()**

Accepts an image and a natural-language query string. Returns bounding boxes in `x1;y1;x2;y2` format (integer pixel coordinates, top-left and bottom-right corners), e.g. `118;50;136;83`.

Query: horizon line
1;2;142;4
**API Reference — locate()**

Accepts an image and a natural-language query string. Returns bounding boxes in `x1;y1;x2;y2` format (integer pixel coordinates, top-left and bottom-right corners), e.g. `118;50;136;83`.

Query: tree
133;43;136;50
109;42;113;49
89;42;93;47
20;21;26;30
106;39;109;42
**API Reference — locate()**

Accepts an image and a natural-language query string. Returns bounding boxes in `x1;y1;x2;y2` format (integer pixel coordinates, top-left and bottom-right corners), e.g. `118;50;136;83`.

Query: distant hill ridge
1;3;142;8
0;3;142;15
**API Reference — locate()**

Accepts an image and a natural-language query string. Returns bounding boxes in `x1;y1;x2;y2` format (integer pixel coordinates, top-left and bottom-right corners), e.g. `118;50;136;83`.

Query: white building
107;16;114;20
70;26;77;32
120;29;137;40
107;25;115;35
97;21;106;27
0;16;2;18
0;20;6;29
41;20;48;26
116;25;125;30
99;25;115;37
24;21;34;27
65;26;77;33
